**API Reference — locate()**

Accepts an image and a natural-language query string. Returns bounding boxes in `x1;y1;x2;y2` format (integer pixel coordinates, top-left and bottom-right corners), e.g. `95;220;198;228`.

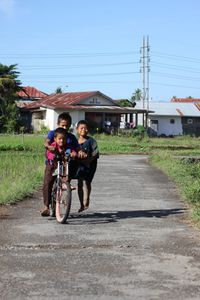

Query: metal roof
136;101;200;117
17;86;48;99
25;91;149;113
171;97;200;103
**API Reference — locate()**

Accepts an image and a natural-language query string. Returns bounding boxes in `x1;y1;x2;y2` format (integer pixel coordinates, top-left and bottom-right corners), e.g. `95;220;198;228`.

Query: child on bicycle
41;112;85;216
76;120;99;213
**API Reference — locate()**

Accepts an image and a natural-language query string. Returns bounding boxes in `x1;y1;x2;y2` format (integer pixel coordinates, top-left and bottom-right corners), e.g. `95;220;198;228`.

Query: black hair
77;120;89;128
57;112;72;126
54;127;67;138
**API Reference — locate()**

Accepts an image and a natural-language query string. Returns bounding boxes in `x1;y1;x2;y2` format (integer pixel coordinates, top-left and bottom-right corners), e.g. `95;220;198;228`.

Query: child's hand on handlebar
78;150;87;159
70;150;77;158
48;146;56;152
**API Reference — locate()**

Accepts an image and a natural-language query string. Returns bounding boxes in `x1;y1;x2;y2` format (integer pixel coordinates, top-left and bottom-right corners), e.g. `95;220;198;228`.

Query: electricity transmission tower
140;35;150;110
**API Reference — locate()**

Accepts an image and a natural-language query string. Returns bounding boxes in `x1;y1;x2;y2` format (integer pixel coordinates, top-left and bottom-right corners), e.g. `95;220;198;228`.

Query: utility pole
140;36;146;110
140;35;150;126
146;35;150;111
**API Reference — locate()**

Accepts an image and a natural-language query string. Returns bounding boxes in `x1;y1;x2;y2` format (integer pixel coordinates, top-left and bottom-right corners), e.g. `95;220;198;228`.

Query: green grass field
0;133;200;224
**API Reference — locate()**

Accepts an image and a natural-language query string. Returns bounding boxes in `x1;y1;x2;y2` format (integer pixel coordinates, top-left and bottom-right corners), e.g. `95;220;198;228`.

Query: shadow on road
69;208;185;225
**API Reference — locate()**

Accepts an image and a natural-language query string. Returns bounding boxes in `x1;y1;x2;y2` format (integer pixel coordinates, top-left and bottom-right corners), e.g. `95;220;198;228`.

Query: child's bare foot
40;206;50;217
78;206;85;213
70;185;76;191
84;200;90;210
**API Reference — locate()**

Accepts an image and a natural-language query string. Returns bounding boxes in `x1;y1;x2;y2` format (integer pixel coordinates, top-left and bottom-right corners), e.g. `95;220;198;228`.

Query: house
17;86;48;100
25;91;148;132
16;86;48;132
139;101;200;136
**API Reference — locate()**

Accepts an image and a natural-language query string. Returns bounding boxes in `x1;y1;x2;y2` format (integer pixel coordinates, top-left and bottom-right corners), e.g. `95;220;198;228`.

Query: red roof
171;97;200;103
17;86;48;99
25;91;114;109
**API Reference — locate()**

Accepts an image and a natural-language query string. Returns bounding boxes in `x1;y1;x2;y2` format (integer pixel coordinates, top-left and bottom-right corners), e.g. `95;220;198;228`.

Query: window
170;119;175;124
89;98;100;104
151;119;158;124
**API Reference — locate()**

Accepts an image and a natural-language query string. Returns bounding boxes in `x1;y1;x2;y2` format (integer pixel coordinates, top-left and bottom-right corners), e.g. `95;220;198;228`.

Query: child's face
54;133;66;147
58;119;70;131
77;124;88;137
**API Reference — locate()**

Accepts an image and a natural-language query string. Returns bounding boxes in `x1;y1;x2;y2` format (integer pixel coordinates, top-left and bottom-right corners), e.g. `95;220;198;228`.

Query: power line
0;50;139;59
19;71;140;78
152;71;200;82
150;81;200;90
152;51;200;63
19;61;140;70
151;61;200;73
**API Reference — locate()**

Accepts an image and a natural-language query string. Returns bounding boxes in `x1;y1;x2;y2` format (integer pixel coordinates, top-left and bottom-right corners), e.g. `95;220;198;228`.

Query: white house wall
149;116;182;136
69;111;85;127
46;109;85;130
45;108;56;130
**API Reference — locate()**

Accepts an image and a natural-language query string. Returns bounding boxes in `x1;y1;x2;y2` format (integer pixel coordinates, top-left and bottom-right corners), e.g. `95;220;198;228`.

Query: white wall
46;109;85;130
70;111;85;127
149;116;183;136
45;108;56;130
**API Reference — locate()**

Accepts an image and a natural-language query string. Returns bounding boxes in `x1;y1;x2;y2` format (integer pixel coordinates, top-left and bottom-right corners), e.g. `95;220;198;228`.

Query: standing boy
76;120;99;213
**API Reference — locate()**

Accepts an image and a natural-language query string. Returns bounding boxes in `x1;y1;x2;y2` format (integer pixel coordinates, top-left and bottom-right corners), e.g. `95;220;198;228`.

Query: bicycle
50;149;72;224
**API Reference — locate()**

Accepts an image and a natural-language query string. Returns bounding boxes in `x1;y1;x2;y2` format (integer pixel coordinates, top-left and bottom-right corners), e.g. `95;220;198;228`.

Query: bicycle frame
51;151;72;224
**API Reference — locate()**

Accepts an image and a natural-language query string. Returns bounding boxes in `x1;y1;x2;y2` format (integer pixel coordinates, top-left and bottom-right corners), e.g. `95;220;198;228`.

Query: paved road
1;155;200;300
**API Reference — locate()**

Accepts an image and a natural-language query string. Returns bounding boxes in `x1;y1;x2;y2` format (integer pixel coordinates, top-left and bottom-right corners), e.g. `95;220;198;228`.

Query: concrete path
1;155;200;300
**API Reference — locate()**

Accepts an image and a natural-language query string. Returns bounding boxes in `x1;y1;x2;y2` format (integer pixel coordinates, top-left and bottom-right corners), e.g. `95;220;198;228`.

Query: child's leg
83;180;91;209
77;178;84;212
41;165;55;215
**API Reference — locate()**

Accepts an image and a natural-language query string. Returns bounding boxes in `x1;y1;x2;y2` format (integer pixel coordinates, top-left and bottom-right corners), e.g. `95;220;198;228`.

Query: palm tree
55;87;63;93
131;88;142;102
0;64;21;132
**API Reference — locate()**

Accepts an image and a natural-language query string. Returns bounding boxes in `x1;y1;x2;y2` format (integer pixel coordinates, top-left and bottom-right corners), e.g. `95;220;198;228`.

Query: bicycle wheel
50;180;57;217
55;182;72;224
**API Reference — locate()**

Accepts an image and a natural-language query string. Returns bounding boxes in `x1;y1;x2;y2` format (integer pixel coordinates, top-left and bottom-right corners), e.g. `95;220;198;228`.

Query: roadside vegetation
0;133;200;225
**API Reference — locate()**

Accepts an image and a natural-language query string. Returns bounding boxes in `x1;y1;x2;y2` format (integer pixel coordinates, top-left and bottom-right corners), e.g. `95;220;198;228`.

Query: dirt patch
0;205;12;218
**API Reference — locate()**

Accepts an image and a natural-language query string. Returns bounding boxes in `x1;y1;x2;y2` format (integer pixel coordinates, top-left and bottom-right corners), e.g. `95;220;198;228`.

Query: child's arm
44;130;55;151
44;137;56;152
79;138;99;162
69;133;87;158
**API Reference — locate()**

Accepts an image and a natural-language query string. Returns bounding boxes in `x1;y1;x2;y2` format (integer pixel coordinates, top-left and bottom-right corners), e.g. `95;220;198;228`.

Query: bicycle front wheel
55;182;72;224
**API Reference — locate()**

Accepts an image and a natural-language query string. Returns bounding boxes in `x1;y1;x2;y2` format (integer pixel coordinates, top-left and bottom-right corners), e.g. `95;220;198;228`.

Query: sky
1;0;200;102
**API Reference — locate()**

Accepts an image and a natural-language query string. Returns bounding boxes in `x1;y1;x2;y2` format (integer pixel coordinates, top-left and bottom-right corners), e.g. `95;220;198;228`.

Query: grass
149;151;200;223
0;134;45;204
0;151;44;204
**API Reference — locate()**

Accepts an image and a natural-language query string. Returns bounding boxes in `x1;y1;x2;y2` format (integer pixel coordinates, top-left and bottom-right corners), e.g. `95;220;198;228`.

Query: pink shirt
46;141;64;161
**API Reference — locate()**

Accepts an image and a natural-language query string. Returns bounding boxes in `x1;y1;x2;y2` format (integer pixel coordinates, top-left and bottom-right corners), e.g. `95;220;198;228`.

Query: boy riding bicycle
41;112;86;216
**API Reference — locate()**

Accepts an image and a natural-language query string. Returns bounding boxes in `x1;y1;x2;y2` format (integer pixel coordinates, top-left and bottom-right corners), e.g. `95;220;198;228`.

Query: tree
131;88;142;102
55;87;63;93
117;99;133;107
0;64;21;132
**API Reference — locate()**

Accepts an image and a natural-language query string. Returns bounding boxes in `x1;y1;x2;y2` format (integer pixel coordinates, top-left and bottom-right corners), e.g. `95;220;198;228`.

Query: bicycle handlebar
55;149;71;161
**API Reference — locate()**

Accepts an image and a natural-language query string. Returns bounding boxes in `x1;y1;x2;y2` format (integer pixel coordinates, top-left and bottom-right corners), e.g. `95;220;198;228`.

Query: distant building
171;97;200;103
25;91;148;132
16;86;48;132
137;101;200;136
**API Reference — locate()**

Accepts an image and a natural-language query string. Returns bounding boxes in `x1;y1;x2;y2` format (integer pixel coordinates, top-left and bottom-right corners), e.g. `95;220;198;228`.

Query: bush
38;125;49;135
132;125;146;139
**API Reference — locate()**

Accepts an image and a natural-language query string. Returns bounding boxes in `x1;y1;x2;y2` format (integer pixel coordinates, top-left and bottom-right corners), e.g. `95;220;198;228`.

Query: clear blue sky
1;0;200;102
